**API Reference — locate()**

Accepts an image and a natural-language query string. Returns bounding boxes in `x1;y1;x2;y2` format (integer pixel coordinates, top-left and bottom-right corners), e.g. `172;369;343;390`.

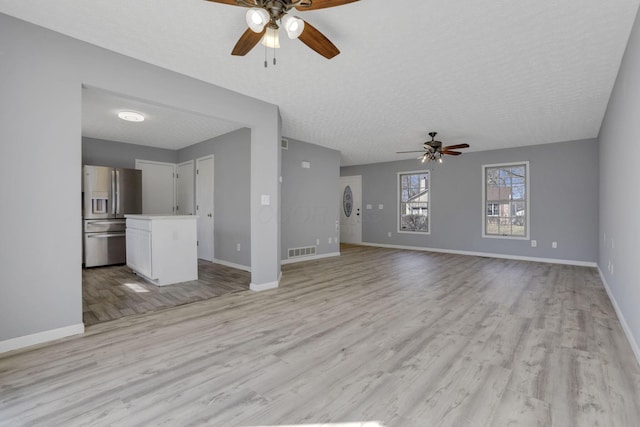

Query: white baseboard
0;323;84;354
250;276;280;292
213;258;251;272
358;242;597;267
598;267;640;367
281;251;341;265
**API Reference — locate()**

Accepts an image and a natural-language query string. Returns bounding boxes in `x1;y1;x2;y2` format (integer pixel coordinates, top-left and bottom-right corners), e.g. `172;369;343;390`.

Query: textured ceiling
1;0;639;165
82;87;243;149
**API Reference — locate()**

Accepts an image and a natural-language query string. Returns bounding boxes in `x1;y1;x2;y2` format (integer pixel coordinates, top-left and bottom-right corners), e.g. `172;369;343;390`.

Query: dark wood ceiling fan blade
296;0;359;11
231;28;265;56
396;150;425;154
298;21;340;59
442;143;470;150
204;0;254;7
442;150;462;156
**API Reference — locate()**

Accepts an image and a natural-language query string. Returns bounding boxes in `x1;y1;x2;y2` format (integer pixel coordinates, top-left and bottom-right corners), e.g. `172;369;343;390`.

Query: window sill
397;230;431;235
482;234;529;240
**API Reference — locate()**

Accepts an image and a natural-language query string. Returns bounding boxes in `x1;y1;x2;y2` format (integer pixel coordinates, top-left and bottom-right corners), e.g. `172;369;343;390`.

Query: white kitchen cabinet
125;215;198;286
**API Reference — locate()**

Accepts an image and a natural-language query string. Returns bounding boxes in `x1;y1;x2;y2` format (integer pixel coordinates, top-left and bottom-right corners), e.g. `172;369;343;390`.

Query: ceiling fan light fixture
281;14;305;39
246;8;270;33
261;27;281;48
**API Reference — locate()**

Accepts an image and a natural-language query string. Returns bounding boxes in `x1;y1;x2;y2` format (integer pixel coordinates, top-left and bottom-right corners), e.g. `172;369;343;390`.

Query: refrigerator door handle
111;169;116;215
85;220;126;225
116;169;121;215
87;233;126;238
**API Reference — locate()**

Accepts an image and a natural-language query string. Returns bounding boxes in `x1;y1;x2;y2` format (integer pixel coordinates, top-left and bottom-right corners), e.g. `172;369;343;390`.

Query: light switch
261;195;270;205
378;204;384;210
366;204;373;210
301;161;310;169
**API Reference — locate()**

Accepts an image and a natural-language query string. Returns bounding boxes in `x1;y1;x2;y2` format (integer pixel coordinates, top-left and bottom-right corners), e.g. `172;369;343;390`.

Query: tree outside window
483;162;529;238
398;171;430;233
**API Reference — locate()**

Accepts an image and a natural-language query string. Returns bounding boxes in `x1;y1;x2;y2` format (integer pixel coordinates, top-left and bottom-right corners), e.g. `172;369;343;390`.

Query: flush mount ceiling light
117;111;145;122
205;0;360;62
396;132;471;163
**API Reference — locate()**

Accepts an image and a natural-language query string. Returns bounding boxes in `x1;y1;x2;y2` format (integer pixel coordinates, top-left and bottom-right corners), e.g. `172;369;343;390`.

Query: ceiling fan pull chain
264;44;268;68
273;44;277;66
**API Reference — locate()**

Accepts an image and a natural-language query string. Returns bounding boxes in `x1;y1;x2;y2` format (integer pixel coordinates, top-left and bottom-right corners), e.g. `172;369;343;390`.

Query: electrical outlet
552;242;557;249
316;238;320;246
236;243;241;251
531;240;537;248
378;204;384;210
328;237;332;244
388;232;392;237
366;204;372;210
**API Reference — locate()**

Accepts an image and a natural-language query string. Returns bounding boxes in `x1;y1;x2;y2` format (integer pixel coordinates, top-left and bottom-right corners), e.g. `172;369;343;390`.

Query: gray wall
178;128;251;268
342;138;599;263
83;137;177;168
281;138;341;258
0;13;280;344
598;7;640;355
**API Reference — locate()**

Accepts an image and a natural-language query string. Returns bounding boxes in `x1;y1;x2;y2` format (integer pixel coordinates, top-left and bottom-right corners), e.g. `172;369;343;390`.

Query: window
398;171;430;233
483;162;529;238
487;203;499;217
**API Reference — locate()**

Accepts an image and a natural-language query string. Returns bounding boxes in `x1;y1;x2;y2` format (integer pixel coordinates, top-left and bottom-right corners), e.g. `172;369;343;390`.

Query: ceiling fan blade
204;0;254;7
298;21;340;59
442;150;462;156
231;27;265;56
442;143;470;150
396;150;425;154
296;0;359;11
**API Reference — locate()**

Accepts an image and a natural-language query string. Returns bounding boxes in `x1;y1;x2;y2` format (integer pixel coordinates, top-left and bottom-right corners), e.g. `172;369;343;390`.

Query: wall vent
288;246;316;259
281;138;289;149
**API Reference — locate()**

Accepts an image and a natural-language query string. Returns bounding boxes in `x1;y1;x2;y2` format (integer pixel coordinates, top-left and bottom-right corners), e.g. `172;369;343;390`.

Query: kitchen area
81;87;251;326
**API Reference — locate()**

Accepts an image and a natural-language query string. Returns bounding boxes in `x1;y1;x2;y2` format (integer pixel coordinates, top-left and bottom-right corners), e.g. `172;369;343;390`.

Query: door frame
195;155;214;261
340;175;362;244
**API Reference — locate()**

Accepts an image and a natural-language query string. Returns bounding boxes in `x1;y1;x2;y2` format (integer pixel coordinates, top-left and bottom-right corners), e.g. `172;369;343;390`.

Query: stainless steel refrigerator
82;165;142;267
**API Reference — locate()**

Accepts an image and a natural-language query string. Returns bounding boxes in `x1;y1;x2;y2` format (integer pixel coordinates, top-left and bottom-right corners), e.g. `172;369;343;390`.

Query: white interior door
196;155;214;261
135;160;176;214
176;160;194;215
340;175;362;244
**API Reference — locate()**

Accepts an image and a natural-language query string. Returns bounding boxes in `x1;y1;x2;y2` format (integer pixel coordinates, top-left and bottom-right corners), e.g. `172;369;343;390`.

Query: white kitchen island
125;214;198;286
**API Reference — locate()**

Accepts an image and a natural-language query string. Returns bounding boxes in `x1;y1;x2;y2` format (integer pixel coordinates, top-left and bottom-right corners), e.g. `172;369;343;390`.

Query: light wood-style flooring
2;245;640;426
82;260;250;325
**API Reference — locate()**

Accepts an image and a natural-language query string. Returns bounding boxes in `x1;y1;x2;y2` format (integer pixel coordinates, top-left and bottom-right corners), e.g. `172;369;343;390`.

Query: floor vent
281;138;289;149
288;246;316;259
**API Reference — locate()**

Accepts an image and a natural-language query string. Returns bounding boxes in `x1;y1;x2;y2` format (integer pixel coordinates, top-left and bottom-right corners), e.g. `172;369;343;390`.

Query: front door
196;155;214;261
340;175;362;244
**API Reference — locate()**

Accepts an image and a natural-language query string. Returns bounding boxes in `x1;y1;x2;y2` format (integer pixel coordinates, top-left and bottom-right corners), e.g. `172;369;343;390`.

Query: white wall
598;7;640;360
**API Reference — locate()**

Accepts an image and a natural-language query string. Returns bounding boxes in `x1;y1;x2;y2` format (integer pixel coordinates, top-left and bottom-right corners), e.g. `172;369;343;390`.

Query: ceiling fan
205;0;359;60
396;132;470;163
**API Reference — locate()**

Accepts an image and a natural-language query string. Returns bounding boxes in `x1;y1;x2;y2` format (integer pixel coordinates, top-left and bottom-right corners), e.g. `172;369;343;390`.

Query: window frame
482;161;530;240
397;170;431;235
